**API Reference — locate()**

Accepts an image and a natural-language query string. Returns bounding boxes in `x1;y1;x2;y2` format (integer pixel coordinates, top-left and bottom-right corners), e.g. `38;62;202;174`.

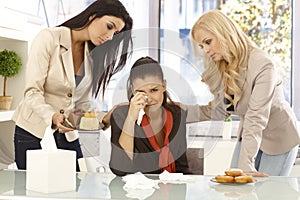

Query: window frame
292;0;300;119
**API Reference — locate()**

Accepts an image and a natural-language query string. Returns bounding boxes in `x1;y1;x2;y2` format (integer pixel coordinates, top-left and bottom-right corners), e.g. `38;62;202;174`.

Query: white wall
0;2;44;168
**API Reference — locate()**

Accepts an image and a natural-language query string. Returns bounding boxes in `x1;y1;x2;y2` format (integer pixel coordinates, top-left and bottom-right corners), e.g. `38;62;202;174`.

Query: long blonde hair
191;10;256;107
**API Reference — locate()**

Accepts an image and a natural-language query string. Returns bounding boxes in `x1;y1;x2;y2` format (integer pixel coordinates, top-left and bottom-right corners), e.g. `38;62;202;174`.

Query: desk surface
0;110;14;122
1;170;300;200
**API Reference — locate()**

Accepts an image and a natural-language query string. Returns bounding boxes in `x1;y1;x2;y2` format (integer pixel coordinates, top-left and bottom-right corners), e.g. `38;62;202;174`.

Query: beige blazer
186;48;300;172
13;27;93;139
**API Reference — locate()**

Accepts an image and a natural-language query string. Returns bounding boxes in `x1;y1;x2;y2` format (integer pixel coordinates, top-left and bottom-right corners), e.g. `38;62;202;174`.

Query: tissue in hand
137;109;145;125
26;126;76;193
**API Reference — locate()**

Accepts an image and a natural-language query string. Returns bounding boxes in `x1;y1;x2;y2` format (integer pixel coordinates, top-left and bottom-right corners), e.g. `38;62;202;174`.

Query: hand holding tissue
26;126;76;193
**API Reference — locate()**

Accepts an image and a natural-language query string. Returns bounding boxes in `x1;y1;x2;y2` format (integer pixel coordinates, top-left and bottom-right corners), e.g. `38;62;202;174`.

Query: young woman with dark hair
12;0;133;171
109;56;190;176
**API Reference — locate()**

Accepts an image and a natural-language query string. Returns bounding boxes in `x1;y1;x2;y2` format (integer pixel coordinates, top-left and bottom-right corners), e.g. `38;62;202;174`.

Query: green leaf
225;116;232;122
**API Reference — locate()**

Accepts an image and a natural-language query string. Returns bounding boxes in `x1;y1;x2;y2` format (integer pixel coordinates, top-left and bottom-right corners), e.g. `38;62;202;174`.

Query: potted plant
0;49;22;110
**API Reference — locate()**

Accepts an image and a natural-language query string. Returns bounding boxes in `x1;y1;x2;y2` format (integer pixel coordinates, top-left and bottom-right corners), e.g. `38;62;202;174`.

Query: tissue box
26;149;76;193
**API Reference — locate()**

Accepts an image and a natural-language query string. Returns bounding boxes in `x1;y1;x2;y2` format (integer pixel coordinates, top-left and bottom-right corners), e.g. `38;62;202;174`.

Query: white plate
210;178;254;185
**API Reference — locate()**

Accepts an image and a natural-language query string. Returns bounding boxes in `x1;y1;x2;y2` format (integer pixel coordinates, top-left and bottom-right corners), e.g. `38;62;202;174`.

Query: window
160;0;293;112
292;0;300;119
99;0;158;110
5;0;297;119
160;0;215;105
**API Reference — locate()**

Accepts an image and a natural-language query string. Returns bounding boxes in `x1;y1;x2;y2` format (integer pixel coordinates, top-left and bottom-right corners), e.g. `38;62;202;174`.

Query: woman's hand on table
245;171;269;177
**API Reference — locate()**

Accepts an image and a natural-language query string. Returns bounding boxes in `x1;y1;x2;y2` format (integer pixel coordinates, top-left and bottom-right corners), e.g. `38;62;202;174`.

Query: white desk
80;122;237;175
0;170;300;200
0;110;14;122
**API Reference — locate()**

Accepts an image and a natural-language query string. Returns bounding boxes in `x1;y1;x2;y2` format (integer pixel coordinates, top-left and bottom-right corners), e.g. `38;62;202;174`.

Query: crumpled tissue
121;171;195;199
122;172;159;200
26;126;76;193
159;170;194;184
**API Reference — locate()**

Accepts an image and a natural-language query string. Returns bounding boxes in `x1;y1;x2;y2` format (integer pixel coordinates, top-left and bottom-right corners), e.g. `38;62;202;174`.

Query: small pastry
215;175;235;183
234;175;254;183
225;168;244;177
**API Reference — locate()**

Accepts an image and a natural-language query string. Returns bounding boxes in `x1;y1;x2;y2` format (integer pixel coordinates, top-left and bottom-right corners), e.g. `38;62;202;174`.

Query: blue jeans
230;140;298;176
14;125;83;171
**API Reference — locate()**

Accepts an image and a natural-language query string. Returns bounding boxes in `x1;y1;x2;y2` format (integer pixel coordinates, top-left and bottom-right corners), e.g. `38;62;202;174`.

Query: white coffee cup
65;130;79;142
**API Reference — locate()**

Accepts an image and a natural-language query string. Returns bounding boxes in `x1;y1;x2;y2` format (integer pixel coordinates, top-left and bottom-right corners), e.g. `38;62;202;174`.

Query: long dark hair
127;56;175;110
59;0;133;97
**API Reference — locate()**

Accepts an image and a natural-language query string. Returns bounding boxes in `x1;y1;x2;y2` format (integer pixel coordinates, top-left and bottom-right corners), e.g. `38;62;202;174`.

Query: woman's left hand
244;171;269;177
102;102;129;130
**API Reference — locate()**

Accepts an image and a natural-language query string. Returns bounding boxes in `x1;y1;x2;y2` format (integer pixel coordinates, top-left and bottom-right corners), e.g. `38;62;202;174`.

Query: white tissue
40;126;57;152
122;172;159;200
159;170;194;184
122;172;159;190
137;109;145;126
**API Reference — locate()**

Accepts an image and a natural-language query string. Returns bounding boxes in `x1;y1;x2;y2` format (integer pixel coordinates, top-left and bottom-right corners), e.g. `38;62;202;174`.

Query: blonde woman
187;9;300;176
